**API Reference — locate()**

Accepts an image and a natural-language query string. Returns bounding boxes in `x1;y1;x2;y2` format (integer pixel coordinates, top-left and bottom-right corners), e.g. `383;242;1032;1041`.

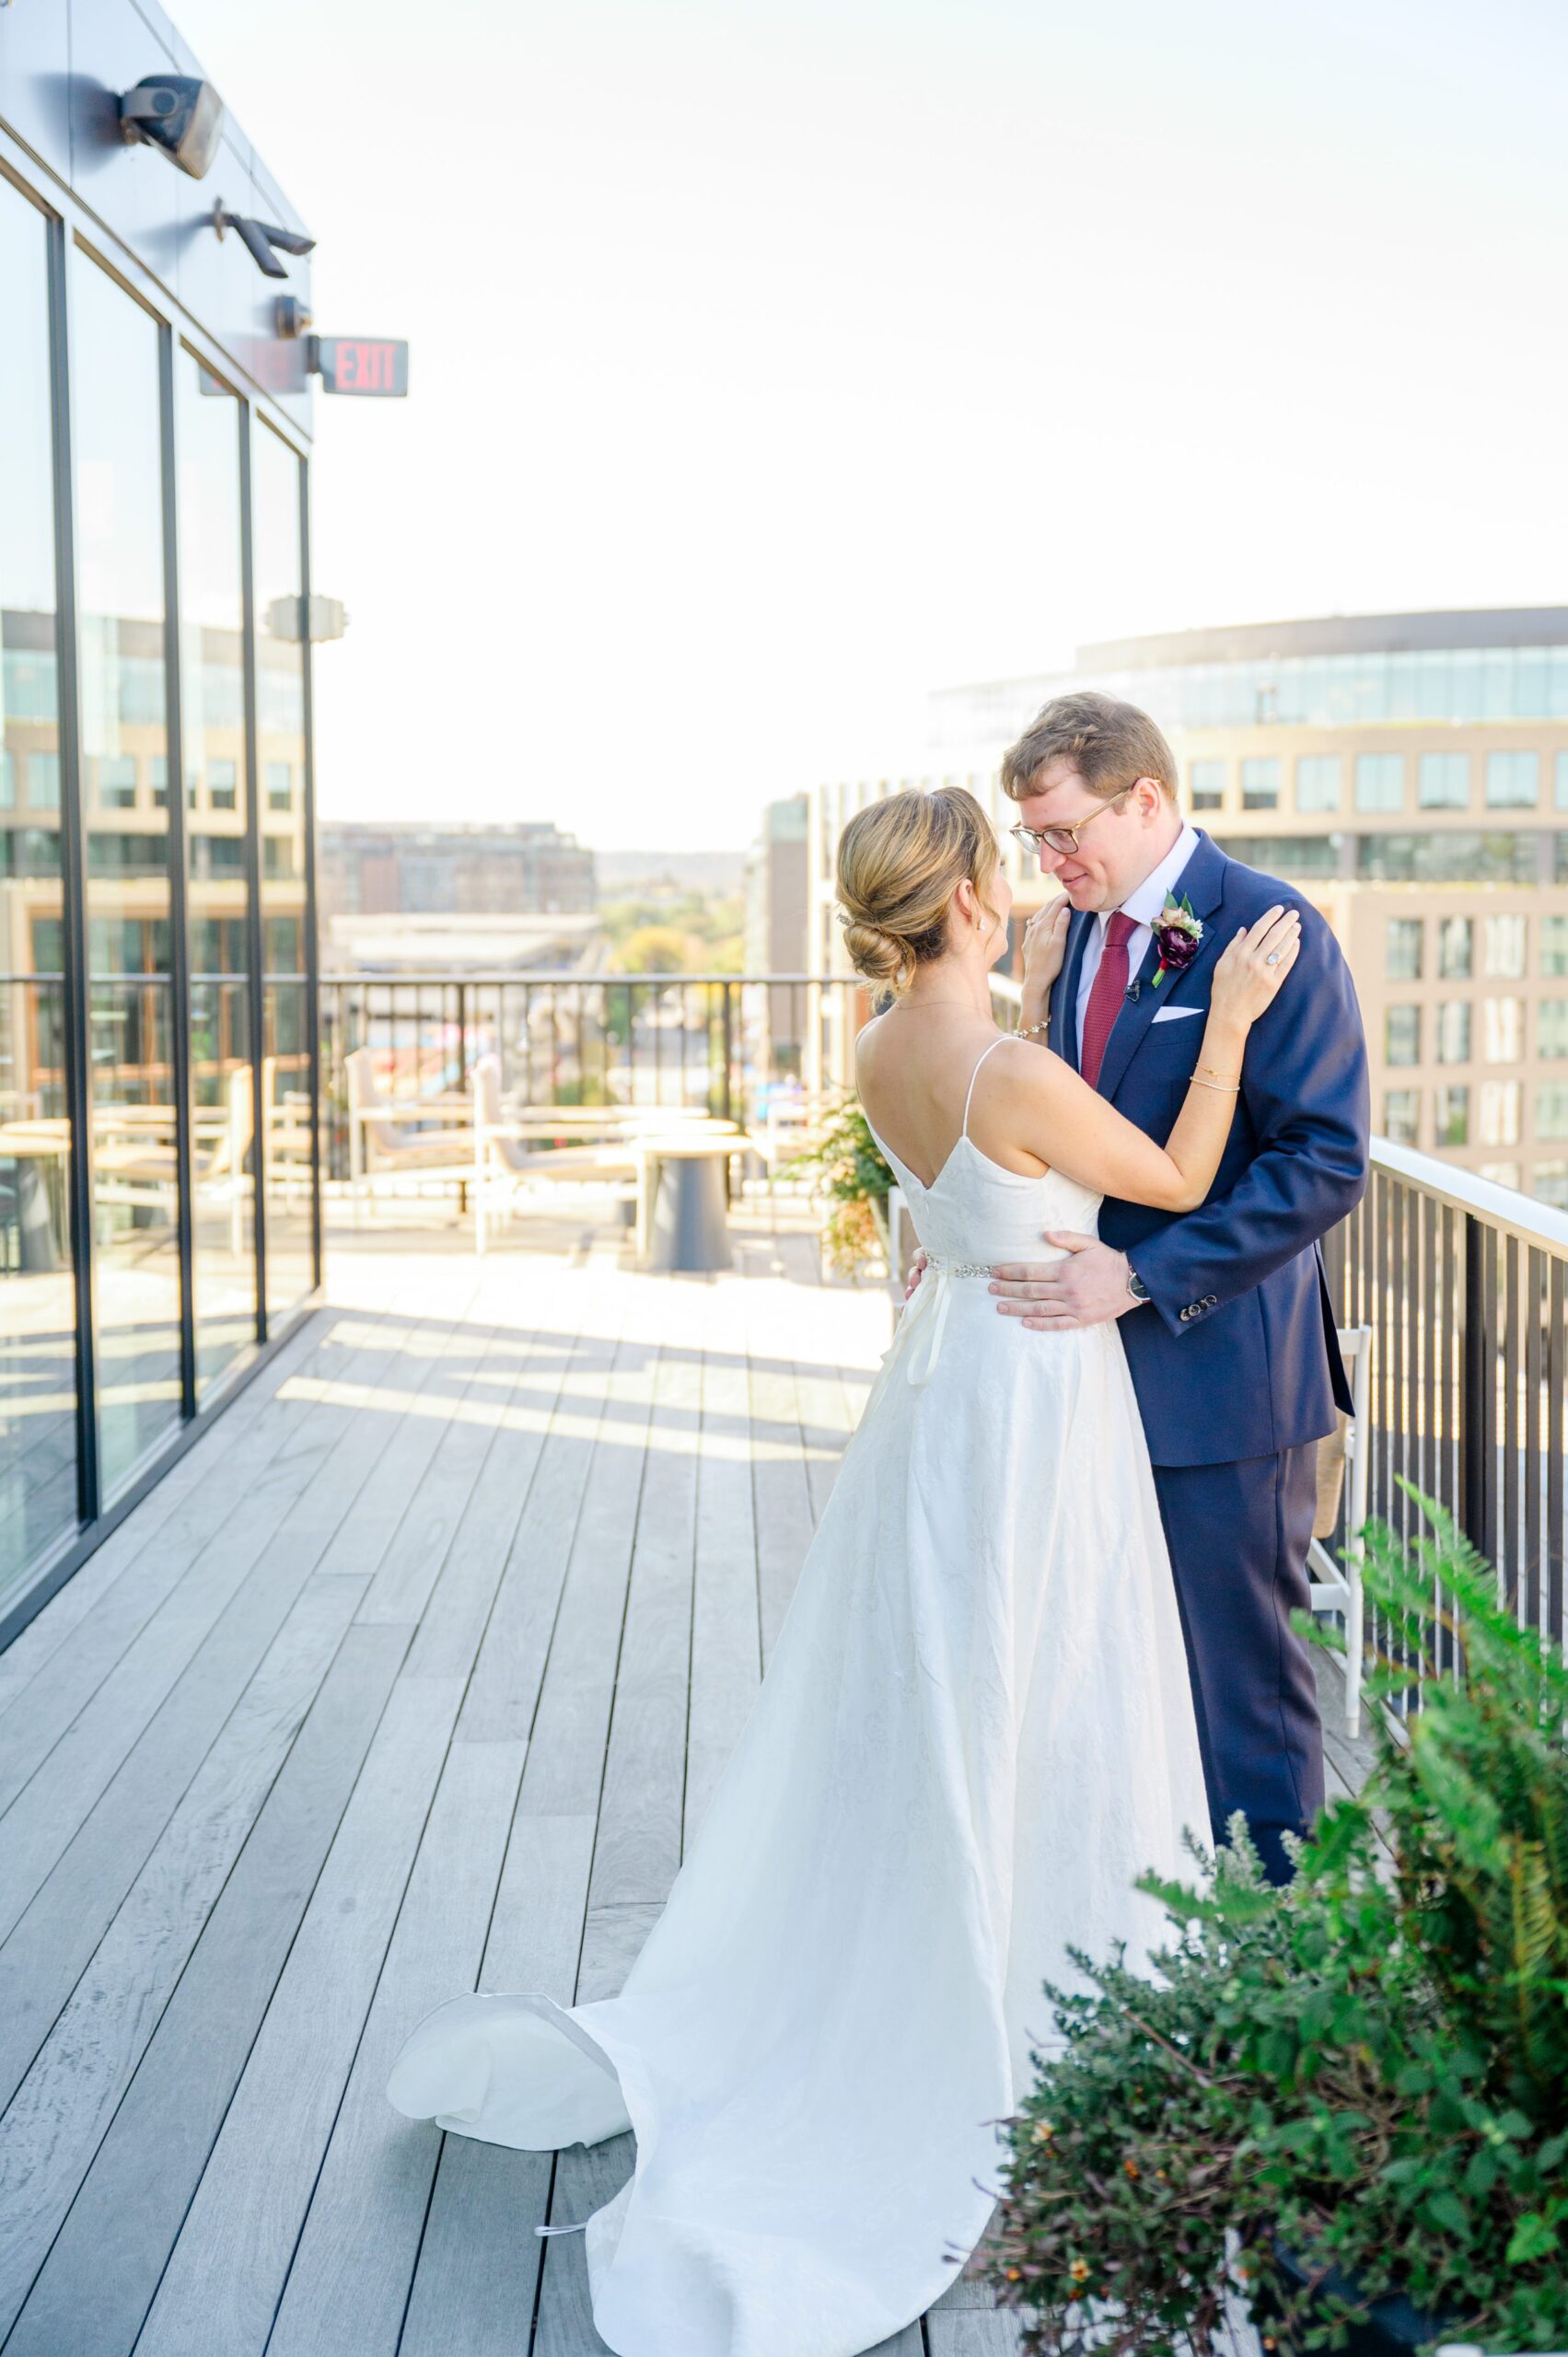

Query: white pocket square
1151;1003;1205;1023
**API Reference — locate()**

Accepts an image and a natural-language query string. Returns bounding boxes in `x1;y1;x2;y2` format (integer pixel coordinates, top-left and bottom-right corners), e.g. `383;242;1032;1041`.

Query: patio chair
345;1045;475;1221
1308;1322;1373;1736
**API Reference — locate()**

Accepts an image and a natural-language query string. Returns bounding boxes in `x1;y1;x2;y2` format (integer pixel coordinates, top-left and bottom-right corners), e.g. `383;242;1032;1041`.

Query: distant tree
614;924;689;974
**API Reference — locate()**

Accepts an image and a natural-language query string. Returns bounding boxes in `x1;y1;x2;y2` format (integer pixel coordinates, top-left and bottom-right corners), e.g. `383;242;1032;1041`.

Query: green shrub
973;1485;1568;2356
782;1093;893;1274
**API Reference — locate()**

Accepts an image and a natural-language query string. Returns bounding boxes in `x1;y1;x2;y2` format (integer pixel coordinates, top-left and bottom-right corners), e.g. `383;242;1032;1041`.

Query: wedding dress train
387;1037;1211;2357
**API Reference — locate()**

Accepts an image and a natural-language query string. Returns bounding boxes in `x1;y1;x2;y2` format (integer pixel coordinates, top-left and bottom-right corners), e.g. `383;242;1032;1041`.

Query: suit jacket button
1179;1306;1193;1321
1203;1295;1217;1308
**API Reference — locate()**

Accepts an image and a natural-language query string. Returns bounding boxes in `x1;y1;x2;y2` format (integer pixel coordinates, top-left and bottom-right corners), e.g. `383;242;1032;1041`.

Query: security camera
119;75;225;180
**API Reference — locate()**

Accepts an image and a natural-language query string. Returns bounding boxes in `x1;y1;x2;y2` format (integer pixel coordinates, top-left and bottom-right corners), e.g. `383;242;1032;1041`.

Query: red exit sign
308;336;409;396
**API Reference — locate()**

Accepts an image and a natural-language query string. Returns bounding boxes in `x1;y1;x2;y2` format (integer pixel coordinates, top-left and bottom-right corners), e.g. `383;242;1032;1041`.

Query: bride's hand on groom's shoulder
1020;899;1072;1000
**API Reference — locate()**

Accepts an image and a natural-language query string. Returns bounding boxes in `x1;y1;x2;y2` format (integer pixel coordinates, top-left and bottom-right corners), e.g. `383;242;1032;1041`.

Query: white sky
168;0;1568;852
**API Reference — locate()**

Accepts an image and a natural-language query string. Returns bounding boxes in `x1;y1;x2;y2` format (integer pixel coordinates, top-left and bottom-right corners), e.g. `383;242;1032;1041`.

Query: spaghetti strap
960;1035;1020;1139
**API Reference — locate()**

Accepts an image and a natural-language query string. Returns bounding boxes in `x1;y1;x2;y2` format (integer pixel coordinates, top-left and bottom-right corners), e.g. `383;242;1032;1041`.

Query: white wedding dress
386;1035;1210;2357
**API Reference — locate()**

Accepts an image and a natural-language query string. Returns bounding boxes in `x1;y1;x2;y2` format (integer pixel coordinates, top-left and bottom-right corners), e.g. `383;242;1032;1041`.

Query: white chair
345;1045;474;1221
1308;1323;1373;1736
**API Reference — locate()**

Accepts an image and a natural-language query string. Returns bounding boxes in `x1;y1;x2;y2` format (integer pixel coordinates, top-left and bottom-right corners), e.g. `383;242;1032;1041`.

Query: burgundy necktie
1080;911;1138;1090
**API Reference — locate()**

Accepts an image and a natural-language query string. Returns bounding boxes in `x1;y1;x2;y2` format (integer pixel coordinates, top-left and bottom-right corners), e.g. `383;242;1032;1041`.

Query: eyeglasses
1008;783;1138;859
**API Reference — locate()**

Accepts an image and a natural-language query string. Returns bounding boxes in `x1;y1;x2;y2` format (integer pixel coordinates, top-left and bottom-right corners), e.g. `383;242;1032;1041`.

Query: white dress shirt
1074;822;1202;1048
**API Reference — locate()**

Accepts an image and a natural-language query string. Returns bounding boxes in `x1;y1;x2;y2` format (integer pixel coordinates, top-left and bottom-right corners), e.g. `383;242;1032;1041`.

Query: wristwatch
1125;1264;1151;1305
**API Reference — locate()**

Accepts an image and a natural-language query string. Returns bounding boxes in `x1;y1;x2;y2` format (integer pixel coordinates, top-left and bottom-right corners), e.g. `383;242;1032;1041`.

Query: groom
989;691;1368;1885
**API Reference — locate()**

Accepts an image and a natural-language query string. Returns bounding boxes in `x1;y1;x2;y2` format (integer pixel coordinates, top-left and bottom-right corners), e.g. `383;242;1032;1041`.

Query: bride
386;785;1301;2357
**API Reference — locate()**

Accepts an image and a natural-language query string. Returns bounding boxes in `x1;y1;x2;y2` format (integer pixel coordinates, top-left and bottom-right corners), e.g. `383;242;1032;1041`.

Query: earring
979;918;991;937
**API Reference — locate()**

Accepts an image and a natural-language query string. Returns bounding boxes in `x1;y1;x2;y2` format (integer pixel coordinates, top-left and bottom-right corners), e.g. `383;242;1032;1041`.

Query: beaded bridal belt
894;1254;993;1387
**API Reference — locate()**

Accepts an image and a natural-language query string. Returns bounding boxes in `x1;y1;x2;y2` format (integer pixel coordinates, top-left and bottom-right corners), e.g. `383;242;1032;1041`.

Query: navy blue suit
1055;830;1370;1880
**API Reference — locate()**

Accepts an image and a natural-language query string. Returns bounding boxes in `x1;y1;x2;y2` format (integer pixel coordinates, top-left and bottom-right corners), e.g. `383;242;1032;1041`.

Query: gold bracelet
1191;1076;1241;1093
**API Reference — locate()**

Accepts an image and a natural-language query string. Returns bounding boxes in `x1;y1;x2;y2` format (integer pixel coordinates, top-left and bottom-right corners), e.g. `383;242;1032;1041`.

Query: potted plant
970;1485;1568;2356
782;1093;895;1277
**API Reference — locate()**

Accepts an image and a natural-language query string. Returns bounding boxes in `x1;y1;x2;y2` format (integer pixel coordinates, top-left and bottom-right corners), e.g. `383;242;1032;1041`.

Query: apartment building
809;610;1568;1207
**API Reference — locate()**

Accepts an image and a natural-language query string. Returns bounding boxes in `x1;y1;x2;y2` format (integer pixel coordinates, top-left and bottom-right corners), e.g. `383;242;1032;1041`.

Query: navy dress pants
1148;1442;1324;1887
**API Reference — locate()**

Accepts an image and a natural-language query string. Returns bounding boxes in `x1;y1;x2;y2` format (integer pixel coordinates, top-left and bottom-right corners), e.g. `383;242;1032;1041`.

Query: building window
1385;1005;1421;1066
1385;918;1423;981
1484;913;1527;977
147;757;168;807
1189;758;1225;811
1357;830;1537;884
266;761;294;811
1479;1163;1522;1190
1437;915;1472;979
1485;749;1539;808
1418;752;1469;809
1354;752;1404;813
1435;1001;1471;1063
1240;757;1280;811
208;759;238;812
1537;1084;1568;1140
99;755;138;810
26;751;60;810
1539;1000;1568;1058
1382;1089;1420;1145
1295;755;1341;814
1483;997;1524;1062
1535;1160;1568;1210
1541;915;1568;976
1556;751;1568;812
0;749;12;810
1434;1085;1469;1145
1481;1081;1522;1145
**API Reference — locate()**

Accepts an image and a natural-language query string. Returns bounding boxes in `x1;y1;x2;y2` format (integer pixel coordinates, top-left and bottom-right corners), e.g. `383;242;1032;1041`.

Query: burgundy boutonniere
1151;893;1203;988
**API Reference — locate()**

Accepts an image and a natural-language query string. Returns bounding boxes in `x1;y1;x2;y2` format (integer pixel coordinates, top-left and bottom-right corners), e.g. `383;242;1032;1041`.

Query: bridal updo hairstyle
835;785;1000;996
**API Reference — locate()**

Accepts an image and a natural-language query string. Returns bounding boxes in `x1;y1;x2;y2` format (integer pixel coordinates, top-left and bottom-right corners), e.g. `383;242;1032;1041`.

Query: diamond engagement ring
1266;951;1281;965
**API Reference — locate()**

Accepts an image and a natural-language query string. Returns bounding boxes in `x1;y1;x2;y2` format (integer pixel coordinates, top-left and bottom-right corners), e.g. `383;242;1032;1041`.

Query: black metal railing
319;970;864;1183
1324;1143;1568;1653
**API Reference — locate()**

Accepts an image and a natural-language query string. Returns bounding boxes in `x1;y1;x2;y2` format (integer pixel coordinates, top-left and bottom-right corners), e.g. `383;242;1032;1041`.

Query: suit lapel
1057;907;1094;1074
1095;831;1230;1104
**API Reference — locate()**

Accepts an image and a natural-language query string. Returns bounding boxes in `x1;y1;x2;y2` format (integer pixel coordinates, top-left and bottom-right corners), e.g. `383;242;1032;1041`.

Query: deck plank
399;1812;595;2357
686;1278;760;1846
0;1303;466;1950
0;1578;368;2340
0;1620;411;2357
130;1670;463;2357
0;1313;326;1726
266;1737;526;2357
0;1314;348;1820
0;1297;465;2107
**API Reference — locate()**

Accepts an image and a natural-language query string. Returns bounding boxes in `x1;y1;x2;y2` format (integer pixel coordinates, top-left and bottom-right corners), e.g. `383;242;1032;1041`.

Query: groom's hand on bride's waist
989;1234;1147;1330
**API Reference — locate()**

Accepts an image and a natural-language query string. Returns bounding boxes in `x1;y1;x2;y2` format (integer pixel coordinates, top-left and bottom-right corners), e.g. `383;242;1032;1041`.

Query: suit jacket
1055;830;1370;1467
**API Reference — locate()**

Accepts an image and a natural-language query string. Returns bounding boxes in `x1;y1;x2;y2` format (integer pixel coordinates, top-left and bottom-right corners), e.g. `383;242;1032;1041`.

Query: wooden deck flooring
0;1206;1362;2357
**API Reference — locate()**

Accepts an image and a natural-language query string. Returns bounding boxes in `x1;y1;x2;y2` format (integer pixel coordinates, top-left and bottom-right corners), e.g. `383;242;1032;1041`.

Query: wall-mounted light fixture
119;75;225;179
212;201;316;281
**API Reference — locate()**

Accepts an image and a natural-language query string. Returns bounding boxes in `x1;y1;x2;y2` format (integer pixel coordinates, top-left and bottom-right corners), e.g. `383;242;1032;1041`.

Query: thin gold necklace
889;997;989;1014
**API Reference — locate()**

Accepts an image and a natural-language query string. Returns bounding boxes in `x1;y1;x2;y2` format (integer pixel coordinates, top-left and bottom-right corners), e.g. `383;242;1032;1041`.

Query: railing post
1460;1213;1494;1568
720;983;733;1128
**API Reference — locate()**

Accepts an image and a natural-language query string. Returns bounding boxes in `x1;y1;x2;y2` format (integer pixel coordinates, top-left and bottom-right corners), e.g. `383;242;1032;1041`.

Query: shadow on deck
0;1201;1365;2357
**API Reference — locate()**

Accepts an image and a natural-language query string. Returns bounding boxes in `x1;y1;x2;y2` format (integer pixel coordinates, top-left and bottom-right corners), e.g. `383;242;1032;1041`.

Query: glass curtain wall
0;191;319;1634
0;181;79;1580
176;354;256;1396
73;255;182;1498
251;423;312;1321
